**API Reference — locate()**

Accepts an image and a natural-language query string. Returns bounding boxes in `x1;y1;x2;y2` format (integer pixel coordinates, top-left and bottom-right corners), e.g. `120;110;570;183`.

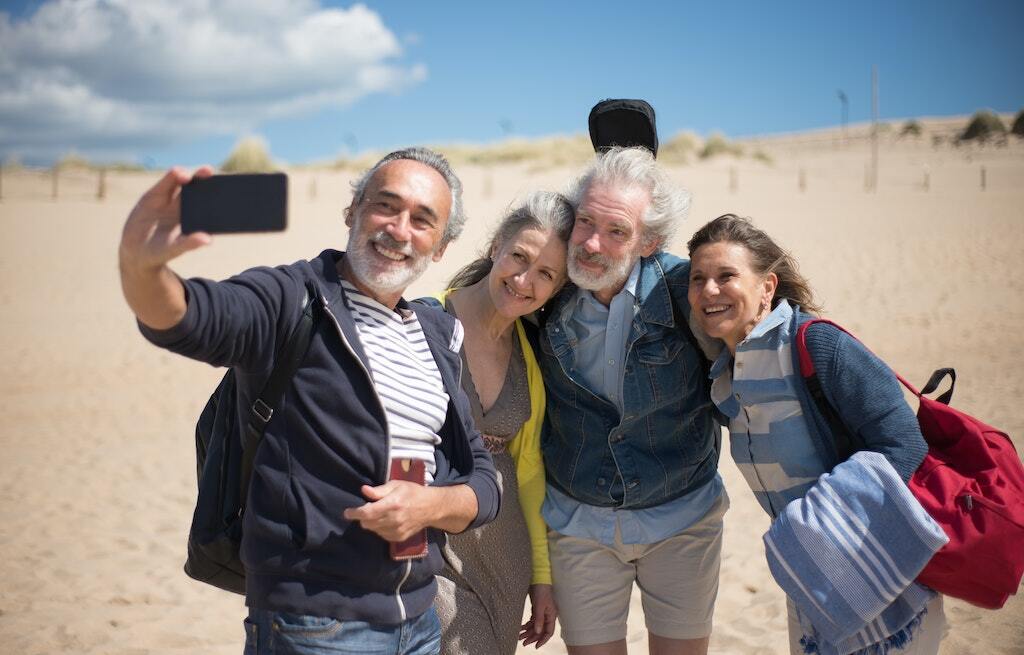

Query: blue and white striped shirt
341;280;451;482
709;300;825;518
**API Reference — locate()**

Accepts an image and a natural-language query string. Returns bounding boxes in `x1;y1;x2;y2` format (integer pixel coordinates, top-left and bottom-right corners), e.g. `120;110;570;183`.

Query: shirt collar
708;299;793;379
709;346;733;380
740;298;793;347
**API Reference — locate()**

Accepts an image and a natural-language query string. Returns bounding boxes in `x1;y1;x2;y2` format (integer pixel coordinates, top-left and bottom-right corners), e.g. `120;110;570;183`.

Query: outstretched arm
118;166;213;329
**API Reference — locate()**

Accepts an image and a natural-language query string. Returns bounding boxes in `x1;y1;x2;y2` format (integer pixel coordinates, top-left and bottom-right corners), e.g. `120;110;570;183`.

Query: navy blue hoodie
141;250;500;624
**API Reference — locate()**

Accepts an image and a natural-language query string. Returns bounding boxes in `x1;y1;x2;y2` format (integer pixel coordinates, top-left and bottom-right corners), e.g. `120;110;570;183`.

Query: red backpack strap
796;319;858;459
796;318;927;398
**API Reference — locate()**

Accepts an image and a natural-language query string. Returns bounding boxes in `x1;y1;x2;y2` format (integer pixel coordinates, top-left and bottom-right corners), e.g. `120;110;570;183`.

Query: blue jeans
243;607;441;655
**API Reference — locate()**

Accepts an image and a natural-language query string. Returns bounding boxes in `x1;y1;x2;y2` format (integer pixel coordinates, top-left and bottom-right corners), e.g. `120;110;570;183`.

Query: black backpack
588;98;659;157
184;282;321;594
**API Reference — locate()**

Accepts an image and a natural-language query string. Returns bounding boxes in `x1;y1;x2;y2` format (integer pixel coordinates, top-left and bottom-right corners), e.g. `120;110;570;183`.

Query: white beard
345;227;432;300
567;242;636;293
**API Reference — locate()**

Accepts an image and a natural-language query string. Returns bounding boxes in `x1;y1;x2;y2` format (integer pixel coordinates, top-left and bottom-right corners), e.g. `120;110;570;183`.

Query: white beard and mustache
567;242;636;292
345;225;433;299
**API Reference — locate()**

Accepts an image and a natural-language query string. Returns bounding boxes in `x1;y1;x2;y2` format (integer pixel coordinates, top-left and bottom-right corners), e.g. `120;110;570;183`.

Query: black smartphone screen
181;173;288;234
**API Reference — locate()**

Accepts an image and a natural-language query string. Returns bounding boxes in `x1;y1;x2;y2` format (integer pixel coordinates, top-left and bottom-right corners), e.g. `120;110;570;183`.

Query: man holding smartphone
118;148;499;655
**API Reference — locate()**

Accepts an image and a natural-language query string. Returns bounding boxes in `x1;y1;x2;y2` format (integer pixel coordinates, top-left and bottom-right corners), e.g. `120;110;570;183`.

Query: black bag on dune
184;282;321;594
588;98;659;157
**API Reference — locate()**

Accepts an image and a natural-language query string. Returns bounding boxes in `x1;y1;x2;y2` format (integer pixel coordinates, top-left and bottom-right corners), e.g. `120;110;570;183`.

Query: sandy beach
1;127;1022;654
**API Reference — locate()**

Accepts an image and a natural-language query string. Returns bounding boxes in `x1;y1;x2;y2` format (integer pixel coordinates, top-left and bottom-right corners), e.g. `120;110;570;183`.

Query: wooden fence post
729;167;738;194
51;165;59;200
980;166;987;191
97;168;106;200
798;168;806;192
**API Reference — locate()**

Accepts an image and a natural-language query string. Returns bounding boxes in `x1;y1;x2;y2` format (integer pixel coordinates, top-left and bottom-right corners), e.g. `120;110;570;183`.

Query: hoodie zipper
321;297;393;482
322;294;414;619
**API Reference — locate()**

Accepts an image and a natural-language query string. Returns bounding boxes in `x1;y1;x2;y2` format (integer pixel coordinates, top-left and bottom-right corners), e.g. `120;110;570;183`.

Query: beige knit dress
434;310;533;655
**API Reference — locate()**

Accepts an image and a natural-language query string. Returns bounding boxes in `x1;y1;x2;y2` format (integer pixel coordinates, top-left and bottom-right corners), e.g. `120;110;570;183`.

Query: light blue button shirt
543;261;724;545
563;262;640;411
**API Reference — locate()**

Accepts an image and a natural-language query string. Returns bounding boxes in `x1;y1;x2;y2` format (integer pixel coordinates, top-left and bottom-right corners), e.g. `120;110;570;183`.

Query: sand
1;130;1022;654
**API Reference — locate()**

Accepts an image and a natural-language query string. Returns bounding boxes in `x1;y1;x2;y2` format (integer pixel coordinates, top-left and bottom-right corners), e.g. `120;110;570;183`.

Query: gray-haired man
118;148;500;655
537;147;725;655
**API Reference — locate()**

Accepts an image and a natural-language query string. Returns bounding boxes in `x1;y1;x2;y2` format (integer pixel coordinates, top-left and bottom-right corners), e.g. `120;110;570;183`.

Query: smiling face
567;182;657;305
488;226;567;319
688;241;778;354
343;159;452;306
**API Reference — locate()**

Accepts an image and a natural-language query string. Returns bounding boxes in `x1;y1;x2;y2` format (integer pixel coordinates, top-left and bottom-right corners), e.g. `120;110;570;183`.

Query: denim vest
538;252;720;509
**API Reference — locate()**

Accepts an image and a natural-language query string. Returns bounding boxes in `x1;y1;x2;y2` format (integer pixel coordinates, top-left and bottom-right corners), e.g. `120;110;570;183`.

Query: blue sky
2;0;1022;167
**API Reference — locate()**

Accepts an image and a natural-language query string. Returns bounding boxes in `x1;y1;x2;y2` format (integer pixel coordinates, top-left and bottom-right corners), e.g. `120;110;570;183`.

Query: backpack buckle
251;399;273;423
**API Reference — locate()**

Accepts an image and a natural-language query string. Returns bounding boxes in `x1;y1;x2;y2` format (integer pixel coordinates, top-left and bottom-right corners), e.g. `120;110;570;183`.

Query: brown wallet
388;458;429;560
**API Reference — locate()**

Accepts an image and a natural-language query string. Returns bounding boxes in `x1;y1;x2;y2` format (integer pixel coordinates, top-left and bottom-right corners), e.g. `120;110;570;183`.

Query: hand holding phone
181;172;288;234
388;459;429;560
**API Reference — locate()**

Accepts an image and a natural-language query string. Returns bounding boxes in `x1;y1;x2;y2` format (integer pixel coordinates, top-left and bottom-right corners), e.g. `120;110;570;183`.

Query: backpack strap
795;318;955;461
239;281;322;512
795;319;858;460
920;368;956;405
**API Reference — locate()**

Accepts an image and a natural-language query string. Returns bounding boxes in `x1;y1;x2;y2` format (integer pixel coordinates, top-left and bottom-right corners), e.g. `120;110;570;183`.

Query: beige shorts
548;491;728;646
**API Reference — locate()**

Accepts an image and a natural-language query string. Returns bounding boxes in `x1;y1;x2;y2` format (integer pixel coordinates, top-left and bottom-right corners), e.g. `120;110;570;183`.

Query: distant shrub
752;150;773;165
660;131;700;164
1012;109;1024;137
425;135;593;170
900;120;923;137
221;136;275;173
56;152;92;170
105;162;148;172
959;110;1007;142
699;133;743;159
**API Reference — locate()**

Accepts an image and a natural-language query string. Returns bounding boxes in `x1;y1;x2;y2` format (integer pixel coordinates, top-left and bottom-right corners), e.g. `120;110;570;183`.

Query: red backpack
796;319;1024;609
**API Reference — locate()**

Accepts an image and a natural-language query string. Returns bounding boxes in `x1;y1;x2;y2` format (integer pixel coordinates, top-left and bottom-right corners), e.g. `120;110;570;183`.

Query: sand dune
1;131;1022;654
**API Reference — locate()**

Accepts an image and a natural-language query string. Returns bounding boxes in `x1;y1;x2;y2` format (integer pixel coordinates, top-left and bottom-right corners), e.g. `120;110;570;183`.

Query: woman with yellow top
424;191;573;654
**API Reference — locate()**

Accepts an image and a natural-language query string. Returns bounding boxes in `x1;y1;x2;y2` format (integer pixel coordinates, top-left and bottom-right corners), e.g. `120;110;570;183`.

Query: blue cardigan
792;309;928;482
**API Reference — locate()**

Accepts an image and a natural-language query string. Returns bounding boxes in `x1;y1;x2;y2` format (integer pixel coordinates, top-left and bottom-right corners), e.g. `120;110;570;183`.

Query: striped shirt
708;300;826;517
341;280;453;482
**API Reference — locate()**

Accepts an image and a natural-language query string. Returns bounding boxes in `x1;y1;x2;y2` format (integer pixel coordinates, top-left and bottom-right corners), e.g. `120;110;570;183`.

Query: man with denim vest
118;148;500;655
538;147;726;655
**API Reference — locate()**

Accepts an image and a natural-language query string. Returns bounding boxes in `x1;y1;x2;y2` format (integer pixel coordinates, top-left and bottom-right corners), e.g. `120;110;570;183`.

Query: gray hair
566;146;690;248
448;190;575;289
349;147;467;245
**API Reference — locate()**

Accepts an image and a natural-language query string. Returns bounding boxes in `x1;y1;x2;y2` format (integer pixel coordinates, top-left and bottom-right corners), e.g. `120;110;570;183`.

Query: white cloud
0;0;426;163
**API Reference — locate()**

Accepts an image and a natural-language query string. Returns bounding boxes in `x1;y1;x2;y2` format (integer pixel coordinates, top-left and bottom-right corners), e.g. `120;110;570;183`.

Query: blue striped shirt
709;300;826;518
341;280;451;482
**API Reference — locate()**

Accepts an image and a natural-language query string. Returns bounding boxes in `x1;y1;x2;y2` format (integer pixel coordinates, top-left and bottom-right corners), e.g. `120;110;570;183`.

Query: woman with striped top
428;191;574;654
685;214;943;654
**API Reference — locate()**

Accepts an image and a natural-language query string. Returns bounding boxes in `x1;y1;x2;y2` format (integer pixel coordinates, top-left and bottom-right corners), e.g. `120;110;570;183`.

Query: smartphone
181;173;288;234
387;458;429;560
